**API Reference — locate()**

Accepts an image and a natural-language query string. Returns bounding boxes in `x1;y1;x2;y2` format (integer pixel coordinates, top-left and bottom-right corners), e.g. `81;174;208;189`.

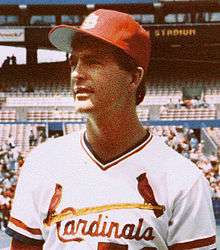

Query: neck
85;107;147;162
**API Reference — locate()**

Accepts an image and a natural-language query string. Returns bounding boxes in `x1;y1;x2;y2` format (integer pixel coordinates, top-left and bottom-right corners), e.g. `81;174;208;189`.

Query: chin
74;101;94;114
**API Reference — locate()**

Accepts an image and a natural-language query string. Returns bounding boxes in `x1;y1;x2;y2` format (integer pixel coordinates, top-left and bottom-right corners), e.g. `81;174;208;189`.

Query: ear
129;67;144;92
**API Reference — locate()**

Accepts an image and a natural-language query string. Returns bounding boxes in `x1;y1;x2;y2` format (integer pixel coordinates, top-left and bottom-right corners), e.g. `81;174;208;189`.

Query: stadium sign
0;29;24;42
154;28;196;37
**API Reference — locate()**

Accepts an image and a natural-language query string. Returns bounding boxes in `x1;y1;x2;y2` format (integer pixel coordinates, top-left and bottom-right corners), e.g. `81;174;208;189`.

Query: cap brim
49;24;127;55
49;25;82;53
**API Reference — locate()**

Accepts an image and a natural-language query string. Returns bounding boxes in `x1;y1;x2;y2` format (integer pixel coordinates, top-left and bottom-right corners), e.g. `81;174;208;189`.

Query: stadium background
0;0;220;248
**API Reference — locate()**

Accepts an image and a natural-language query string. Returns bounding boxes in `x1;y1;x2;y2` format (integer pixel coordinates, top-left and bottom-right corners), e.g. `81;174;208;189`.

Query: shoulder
145;135;204;189
140;135;212;210
20;131;83;177
148;135;200;171
28;130;81;159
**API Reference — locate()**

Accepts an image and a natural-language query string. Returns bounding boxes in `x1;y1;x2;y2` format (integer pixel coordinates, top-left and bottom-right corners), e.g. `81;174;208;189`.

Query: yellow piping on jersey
44;203;165;227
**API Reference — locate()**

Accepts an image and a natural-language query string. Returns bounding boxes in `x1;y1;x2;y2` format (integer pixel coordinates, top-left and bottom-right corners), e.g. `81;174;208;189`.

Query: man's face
70;41;133;115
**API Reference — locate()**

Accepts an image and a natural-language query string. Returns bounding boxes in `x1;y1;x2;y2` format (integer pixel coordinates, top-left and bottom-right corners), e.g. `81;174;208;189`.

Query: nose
71;60;86;82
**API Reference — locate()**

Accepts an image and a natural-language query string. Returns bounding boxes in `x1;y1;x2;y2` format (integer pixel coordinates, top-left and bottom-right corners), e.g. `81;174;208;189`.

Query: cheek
97;79;125;103
99;72;129;96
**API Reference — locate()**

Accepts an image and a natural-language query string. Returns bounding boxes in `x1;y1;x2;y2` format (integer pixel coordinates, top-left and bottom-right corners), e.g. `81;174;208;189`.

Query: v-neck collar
80;130;153;171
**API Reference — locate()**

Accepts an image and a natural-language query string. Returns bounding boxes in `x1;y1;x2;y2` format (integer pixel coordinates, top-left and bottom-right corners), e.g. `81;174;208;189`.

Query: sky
0;45;66;66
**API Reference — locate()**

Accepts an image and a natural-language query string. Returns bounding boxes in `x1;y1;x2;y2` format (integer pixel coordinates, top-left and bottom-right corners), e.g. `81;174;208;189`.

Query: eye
86;58;101;66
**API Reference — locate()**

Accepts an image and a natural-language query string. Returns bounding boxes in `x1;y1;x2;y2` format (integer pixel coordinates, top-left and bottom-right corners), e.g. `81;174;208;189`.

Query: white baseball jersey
6;130;216;249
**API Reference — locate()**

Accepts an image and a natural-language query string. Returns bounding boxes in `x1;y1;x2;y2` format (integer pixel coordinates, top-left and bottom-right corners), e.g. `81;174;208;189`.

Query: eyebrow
72;50;111;61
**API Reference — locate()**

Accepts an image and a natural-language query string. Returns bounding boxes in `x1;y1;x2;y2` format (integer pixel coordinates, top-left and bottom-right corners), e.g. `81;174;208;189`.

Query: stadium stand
0;110;16;122
27;109;86;122
160;107;217;120
0;123;47;155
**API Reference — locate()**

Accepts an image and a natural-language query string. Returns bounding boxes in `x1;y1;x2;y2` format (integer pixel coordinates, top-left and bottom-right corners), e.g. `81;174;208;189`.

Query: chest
40;156;170;249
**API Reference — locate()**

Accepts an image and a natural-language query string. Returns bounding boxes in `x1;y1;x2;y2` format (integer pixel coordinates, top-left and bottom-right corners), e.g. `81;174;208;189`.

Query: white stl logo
81;14;99;29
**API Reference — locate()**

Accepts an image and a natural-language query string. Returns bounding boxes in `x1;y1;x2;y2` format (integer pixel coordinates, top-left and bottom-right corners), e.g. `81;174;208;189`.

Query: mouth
73;86;95;101
74;86;95;95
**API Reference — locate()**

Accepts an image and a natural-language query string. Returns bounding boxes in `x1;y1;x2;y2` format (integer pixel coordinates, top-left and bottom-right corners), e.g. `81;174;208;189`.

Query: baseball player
6;9;216;249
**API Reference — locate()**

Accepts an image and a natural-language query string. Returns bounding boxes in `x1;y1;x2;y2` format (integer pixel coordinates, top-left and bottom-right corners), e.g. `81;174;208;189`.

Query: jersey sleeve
6;148;50;246
167;175;216;250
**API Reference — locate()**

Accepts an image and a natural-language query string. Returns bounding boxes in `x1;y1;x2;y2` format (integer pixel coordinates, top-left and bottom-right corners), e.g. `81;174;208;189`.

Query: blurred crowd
1;55;17;68
0;126;220;230
160;97;212;113
176;96;210;109
0;130;46;231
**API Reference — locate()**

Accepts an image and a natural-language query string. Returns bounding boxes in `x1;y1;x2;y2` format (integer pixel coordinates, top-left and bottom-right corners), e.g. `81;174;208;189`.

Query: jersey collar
80;130;153;170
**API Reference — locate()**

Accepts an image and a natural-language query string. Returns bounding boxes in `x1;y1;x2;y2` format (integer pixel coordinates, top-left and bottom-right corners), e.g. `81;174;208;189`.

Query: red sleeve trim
11;238;43;249
168;235;216;250
9;217;42;235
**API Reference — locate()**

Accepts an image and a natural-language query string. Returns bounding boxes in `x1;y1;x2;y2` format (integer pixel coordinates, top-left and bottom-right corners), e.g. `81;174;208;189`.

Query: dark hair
111;46;147;105
71;33;148;105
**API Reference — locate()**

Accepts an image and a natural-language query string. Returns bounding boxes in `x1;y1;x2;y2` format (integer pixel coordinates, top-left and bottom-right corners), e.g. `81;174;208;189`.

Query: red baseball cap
49;9;151;70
